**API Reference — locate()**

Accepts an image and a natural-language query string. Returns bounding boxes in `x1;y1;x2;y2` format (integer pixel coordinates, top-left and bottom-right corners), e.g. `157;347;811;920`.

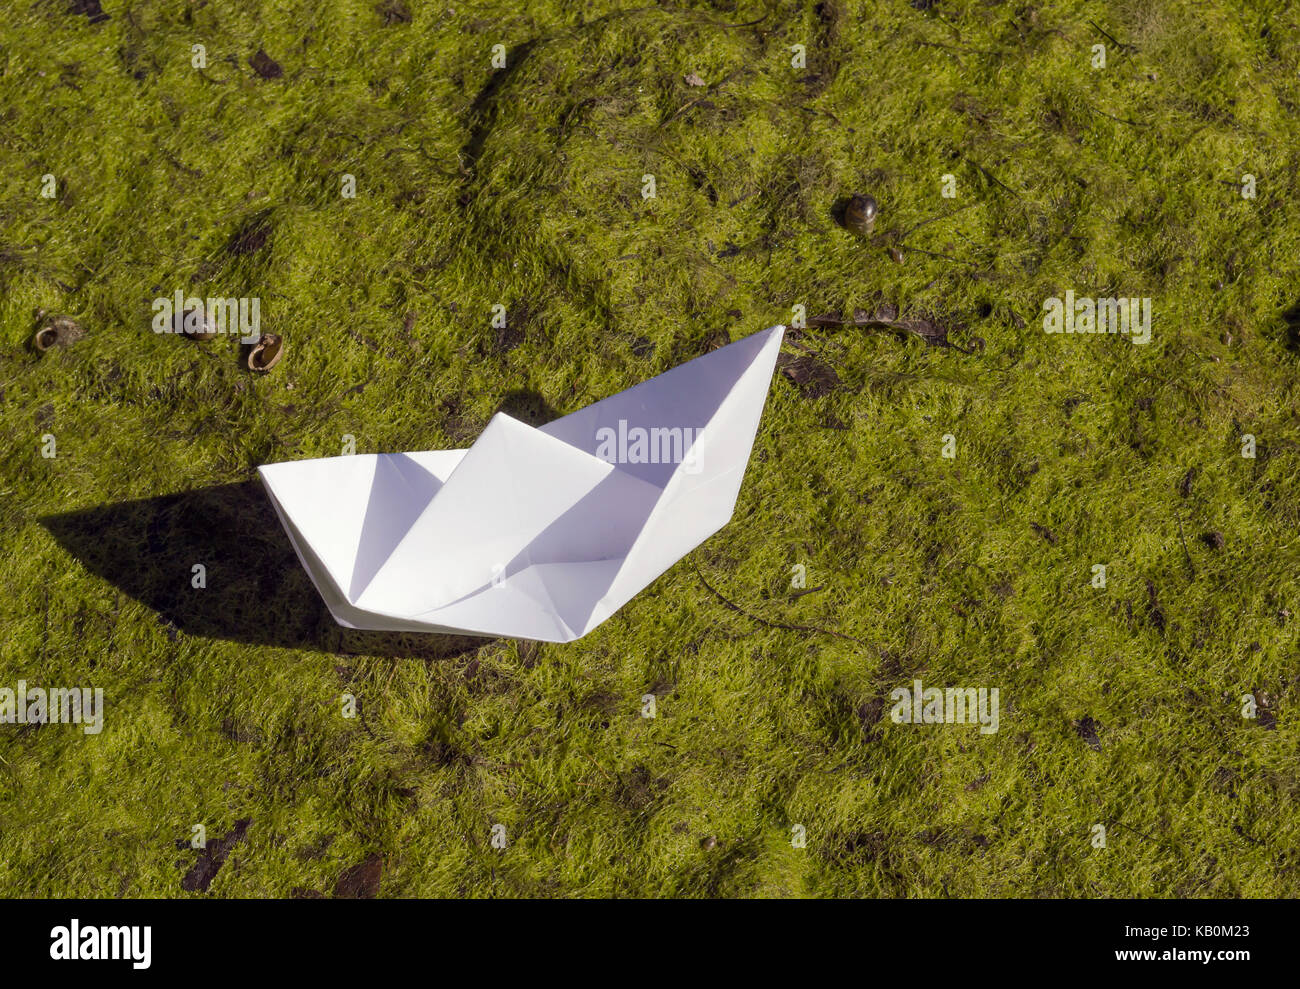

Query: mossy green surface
1;0;1297;897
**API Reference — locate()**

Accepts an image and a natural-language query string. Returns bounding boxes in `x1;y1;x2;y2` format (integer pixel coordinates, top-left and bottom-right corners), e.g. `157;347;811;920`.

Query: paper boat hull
258;325;785;642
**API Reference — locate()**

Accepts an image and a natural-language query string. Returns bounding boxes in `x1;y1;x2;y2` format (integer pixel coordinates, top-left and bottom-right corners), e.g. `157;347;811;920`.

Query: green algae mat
1;0;1297;897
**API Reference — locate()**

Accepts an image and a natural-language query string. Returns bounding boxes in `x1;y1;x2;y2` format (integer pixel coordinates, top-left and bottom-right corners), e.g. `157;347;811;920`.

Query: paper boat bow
259;325;785;642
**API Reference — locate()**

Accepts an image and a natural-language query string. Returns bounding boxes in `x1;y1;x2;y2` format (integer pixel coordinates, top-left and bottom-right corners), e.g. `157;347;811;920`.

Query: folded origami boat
258;324;785;642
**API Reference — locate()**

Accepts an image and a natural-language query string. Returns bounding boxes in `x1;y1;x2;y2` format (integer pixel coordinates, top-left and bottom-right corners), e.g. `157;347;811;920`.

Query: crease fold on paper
258;324;785;642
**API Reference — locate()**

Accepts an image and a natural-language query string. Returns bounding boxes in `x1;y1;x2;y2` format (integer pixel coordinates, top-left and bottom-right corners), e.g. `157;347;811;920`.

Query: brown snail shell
32;314;85;351
843;193;878;236
247;333;284;372
176;307;219;341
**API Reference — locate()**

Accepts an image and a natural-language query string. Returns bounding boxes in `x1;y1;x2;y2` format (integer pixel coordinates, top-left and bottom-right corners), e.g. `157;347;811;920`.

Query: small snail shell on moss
247;333;284;372
843;193;878;236
32;314;85;351
176;307;219;341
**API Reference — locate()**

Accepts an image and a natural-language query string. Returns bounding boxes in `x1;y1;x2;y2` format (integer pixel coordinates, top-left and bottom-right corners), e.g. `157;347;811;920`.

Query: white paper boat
258;324;785;642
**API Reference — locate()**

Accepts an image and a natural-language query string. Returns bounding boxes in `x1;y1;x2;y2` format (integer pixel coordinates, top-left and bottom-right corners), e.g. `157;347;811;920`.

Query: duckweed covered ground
1;0;1297;897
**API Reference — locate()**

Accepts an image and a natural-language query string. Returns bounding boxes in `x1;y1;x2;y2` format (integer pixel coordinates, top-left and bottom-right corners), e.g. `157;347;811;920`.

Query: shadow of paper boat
259;325;786;643
39;482;487;660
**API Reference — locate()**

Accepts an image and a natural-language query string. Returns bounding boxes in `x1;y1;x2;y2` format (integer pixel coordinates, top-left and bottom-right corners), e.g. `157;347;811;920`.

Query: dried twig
788;584;826;600
808;310;985;355
962;156;1019;196
696;567;873;648
1088;20;1134;53
1085;102;1149;128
